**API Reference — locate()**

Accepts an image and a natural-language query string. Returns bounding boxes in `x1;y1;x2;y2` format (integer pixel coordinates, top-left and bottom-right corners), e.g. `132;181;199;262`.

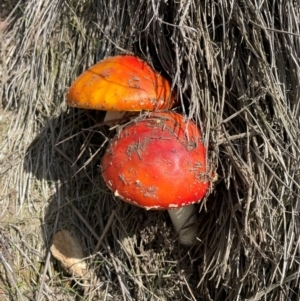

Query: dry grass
1;0;300;300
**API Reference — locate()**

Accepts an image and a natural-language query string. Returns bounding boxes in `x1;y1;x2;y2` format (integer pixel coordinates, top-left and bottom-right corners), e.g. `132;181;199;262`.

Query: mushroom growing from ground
66;55;176;123
101;112;212;245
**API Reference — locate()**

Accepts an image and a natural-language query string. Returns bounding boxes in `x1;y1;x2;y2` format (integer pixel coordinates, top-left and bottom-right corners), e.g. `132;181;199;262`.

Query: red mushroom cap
101;112;211;210
66;55;176;111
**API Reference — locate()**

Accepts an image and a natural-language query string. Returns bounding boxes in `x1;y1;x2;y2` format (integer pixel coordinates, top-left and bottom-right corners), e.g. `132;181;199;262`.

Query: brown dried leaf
50;230;87;277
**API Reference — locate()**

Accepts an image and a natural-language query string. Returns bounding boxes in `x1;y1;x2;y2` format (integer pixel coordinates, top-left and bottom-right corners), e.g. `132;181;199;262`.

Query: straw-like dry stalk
1;1;299;300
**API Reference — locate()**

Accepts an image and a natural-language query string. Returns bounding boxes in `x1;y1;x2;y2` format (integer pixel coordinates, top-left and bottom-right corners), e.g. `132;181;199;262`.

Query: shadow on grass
23;108;233;301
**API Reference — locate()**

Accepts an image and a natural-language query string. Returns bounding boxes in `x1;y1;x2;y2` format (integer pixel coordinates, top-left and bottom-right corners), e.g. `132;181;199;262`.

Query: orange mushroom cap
66;55;176;111
101;112;211;210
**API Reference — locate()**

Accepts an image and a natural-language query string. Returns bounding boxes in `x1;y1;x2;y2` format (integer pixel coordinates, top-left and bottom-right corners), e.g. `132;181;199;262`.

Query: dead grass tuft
1;0;300;300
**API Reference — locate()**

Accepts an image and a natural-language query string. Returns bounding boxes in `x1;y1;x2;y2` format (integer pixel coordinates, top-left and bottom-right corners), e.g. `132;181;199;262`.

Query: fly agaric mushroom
101;112;212;245
66;55;176;123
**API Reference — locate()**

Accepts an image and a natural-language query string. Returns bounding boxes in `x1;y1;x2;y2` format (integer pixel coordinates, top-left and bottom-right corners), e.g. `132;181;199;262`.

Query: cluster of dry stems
0;1;300;300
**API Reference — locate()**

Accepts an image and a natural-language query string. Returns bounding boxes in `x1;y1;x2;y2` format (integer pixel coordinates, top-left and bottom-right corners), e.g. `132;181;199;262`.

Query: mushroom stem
167;205;197;245
104;111;126;123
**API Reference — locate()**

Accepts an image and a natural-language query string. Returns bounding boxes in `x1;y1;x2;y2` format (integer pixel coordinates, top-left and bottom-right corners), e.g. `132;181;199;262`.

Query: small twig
249;20;300;38
247;272;300;301
0;251;25;301
37;183;61;301
107;246;132;301
183;276;197;301
69;201;100;241
94;210;116;252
